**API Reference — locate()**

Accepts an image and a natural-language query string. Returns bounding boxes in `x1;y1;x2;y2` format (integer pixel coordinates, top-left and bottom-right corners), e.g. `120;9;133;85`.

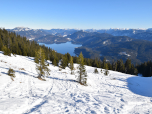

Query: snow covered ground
0;51;152;114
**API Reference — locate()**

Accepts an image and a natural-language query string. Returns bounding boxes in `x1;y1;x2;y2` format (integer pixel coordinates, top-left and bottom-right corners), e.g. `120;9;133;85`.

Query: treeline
61;55;138;75
0;28;151;77
136;60;152;77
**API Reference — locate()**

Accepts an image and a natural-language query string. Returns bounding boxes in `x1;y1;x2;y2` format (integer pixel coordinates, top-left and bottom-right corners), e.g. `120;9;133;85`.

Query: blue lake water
39;42;82;56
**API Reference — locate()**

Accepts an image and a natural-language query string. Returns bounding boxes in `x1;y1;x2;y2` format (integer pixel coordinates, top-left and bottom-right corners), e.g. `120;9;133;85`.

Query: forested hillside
0;28;151;77
0;28;64;61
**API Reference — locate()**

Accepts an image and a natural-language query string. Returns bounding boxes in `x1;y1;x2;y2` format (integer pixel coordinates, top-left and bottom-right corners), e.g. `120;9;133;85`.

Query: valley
1;1;152;114
7;27;152;64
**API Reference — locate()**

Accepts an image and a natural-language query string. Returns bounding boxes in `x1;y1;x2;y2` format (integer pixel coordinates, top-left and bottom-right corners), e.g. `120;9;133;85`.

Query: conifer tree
77;52;87;85
53;58;57;66
69;56;74;74
125;58;131;74
2;45;11;56
94;68;98;74
0;37;3;51
93;58;100;68
73;55;78;63
112;60;117;71
66;53;71;63
103;57;108;69
35;47;50;79
117;59;125;73
61;55;68;69
86;58;91;66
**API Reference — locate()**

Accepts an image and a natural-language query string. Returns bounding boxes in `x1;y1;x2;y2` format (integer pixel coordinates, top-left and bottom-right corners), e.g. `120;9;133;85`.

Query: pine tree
61;55;68;69
69;56;74;74
112;60;117;71
0;37;3;51
53;58;57;66
125;58;131;74
35;47;50;79
2;45;11;56
117;59;125;73
77;52;87;85
93;58;100;68
86;58;91;66
103;57;108;69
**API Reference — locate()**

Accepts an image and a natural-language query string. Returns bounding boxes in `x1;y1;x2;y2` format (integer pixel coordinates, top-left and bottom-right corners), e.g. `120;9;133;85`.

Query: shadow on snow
127;76;152;97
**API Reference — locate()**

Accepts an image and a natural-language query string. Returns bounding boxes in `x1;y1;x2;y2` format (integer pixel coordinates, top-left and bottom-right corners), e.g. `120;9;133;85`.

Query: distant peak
15;26;29;29
13;27;32;31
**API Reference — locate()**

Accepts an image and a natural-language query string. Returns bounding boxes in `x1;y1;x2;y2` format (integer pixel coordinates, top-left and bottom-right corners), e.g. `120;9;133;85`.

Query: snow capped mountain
6;27;152;41
13;27;32;32
0;51;152;114
7;27;49;40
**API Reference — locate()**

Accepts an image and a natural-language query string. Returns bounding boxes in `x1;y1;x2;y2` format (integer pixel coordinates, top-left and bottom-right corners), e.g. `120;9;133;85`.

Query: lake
39;42;82;56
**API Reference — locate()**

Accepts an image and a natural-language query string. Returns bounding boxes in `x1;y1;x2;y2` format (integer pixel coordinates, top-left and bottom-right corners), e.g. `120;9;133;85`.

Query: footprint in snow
104;106;110;113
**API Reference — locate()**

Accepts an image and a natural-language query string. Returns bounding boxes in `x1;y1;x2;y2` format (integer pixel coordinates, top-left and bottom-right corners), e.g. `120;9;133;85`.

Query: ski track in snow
0;51;152;114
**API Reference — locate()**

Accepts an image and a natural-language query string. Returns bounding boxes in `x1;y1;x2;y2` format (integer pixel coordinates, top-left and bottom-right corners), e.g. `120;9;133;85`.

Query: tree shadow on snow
48;76;78;83
1;72;8;75
127;76;152;97
24;99;48;114
0;66;37;78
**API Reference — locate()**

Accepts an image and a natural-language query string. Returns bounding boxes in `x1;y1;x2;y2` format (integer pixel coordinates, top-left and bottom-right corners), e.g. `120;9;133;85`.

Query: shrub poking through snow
94;68;98;74
59;65;62;71
77;52;87;86
104;69;109;76
8;68;15;77
101;69;103;73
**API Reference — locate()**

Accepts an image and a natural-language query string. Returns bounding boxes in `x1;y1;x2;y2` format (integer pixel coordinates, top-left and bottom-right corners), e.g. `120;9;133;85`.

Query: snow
119;52;131;56
67;38;71;41
29;38;35;41
13;27;32;32
0;51;152;114
63;35;67;37
103;40;108;44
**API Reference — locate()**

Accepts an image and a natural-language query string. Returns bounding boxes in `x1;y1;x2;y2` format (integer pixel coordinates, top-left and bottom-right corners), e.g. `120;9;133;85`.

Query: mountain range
68;30;152;64
6;27;152;64
7;27;152;41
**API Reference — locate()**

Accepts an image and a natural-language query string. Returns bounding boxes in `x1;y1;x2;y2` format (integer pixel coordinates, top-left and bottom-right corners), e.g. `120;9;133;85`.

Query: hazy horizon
2;26;150;30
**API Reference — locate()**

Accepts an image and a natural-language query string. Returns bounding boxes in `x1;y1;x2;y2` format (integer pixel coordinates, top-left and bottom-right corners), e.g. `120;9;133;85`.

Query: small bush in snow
111;78;116;80
104;69;109;76
8;68;15;77
59;66;62;71
94;68;98;74
59;68;62;71
101;69;103;73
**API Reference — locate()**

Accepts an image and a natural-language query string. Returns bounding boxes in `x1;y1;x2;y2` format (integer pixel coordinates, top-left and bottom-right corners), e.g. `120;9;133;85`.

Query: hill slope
0;51;152;114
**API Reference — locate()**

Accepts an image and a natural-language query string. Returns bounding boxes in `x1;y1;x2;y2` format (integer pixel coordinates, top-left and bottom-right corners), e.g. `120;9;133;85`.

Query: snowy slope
0;51;152;114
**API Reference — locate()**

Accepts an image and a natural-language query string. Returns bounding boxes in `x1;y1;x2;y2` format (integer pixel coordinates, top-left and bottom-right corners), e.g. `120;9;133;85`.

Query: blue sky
1;0;152;29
